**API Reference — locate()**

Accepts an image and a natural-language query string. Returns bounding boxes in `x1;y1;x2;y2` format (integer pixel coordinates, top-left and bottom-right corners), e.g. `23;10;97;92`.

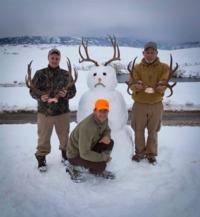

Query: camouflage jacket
30;65;76;116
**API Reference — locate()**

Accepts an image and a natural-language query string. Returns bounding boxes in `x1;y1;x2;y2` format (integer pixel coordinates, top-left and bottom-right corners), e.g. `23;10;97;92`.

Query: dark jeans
69;139;114;174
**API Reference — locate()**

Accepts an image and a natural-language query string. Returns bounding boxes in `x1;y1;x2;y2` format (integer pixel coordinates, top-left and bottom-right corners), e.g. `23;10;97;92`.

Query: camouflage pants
35;112;70;156
131;102;163;158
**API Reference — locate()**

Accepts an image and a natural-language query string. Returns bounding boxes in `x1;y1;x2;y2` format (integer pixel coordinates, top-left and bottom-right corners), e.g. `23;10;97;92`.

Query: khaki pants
35;112;70;156
131;102;163;158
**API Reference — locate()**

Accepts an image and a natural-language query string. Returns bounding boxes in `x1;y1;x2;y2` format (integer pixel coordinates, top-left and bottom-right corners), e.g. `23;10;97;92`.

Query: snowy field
0;45;200;112
0;77;200;112
0;123;200;217
1;45;200;83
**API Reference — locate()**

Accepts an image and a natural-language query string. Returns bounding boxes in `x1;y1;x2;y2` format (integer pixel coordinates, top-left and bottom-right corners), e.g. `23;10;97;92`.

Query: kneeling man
66;99;115;181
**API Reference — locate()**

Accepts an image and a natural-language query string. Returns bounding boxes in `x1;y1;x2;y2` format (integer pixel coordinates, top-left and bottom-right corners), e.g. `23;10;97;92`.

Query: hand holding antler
155;81;167;92
47;88;67;103
58;88;67;98
41;94;49;102
48;57;78;104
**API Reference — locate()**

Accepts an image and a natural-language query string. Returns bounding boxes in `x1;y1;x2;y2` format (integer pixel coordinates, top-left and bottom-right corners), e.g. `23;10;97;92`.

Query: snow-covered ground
0;74;199;112
0;123;200;217
0;45;200;112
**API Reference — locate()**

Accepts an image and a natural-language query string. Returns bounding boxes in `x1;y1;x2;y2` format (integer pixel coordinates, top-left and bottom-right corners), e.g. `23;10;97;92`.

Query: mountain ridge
0;36;199;50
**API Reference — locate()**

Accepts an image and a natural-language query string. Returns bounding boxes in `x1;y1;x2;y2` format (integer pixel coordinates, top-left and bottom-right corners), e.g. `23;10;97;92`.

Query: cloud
0;0;199;43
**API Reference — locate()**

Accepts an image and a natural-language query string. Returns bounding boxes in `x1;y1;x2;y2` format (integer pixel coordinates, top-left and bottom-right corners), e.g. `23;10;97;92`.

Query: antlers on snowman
25;58;78;103
126;54;178;97
79;35;121;66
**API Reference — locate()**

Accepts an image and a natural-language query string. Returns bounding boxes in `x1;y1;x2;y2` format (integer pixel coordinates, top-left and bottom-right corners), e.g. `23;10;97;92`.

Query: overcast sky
0;0;199;43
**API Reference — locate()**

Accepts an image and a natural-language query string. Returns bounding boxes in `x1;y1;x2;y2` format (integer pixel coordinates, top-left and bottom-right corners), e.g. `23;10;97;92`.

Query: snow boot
35;154;47;172
97;170;115;180
147;156;157;165
132;154;144;162
61;150;68;166
66;163;85;183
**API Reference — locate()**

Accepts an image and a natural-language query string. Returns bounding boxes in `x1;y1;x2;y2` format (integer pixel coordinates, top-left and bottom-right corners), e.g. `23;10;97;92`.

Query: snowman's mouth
95;82;105;87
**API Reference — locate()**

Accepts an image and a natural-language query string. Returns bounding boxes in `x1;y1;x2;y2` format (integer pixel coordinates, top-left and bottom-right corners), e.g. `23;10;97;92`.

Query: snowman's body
77;86;127;131
77;66;134;171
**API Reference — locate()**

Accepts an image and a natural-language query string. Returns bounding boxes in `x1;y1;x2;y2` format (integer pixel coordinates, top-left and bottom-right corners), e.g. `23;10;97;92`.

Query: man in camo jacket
30;48;76;172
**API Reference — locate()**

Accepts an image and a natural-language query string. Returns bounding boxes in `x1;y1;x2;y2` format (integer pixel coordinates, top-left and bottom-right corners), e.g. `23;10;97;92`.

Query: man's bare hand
58;89;67;98
107;156;112;162
134;80;144;91
99;136;110;144
156;81;167;92
41;95;49;102
47;98;58;104
156;85;166;92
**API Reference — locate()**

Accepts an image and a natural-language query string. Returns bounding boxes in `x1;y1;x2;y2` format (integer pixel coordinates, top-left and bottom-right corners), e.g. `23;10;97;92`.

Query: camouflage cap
144;42;157;50
48;48;61;56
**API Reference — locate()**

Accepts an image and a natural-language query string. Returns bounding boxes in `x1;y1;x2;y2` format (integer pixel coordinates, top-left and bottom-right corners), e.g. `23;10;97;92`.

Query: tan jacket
129;58;169;104
67;114;111;162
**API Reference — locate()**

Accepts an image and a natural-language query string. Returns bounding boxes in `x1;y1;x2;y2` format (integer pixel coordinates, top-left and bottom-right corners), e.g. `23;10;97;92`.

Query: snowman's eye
103;72;107;76
93;73;97;77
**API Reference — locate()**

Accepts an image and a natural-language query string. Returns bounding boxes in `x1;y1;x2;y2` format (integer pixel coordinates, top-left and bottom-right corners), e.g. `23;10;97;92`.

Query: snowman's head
87;65;117;90
79;35;120;90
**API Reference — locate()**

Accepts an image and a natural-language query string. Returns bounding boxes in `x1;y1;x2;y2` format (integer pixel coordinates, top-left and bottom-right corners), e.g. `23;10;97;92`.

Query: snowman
77;36;134;171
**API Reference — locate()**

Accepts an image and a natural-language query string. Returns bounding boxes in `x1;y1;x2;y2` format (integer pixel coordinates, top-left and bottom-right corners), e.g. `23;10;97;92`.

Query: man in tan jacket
66;99;115;182
129;42;169;164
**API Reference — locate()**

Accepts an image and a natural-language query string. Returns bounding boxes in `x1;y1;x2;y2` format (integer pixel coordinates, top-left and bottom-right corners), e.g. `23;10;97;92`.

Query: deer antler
25;60;33;88
51;57;78;103
65;57;78;90
79;38;99;66
160;54;178;97
25;61;51;96
125;57;138;95
104;35;121;66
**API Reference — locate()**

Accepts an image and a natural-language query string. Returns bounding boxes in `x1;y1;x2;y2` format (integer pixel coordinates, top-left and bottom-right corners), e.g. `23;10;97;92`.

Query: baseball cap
95;99;110;111
144;42;157;50
48;48;61;56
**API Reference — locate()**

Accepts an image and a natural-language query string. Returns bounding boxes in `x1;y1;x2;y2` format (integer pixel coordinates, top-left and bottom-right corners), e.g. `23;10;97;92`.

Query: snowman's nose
98;78;102;82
